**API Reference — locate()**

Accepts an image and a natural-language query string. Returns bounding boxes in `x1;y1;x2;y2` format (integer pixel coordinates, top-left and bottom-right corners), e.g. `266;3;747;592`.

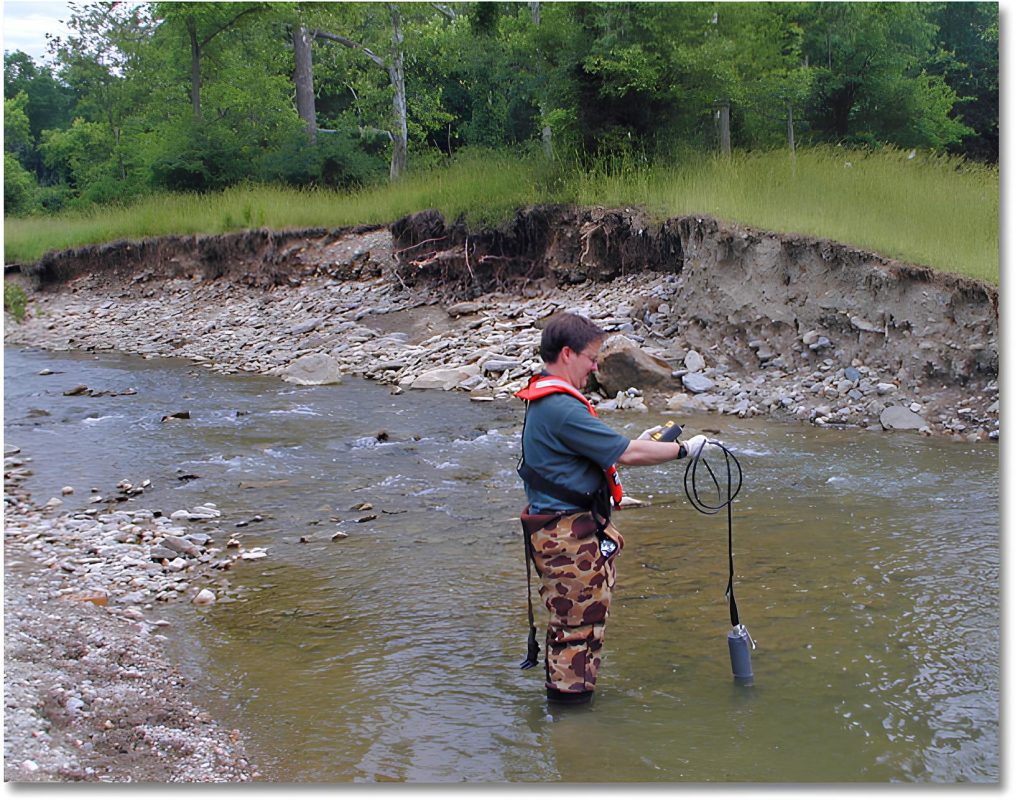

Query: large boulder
681;372;715;394
281;353;344;385
880;405;928;431
594;334;676;397
410;365;481;391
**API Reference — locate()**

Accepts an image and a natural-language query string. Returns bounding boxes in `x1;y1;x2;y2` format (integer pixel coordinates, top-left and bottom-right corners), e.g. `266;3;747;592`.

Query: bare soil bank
16;204;999;408
388;205;998;387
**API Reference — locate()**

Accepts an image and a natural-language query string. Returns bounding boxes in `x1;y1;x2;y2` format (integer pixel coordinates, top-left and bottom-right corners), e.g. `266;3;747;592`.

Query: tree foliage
928;1;998;161
795;2;972;148
2;1;997;215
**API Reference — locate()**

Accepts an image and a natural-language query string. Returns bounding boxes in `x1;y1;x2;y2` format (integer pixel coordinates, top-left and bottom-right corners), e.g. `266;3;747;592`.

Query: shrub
257;130;386;189
4;282;28;322
4;152;37;214
150;119;250;192
35;182;74;213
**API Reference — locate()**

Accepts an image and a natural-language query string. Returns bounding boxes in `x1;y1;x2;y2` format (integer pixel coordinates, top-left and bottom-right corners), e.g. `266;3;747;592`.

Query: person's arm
616;438;685;466
616;433;717;466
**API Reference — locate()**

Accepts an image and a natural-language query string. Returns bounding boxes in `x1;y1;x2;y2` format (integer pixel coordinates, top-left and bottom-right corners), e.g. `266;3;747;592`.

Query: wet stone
880;405;929;431
681;373;715;394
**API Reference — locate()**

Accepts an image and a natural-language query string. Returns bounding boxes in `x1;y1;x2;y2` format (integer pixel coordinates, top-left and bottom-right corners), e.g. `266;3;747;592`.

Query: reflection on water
4;346;1000;783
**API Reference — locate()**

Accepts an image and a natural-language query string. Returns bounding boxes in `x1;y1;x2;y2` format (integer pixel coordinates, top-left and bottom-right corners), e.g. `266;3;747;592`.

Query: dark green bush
4;282;27;322
257;129;386;189
4;152;37;214
34;182;73;213
150;119;251;192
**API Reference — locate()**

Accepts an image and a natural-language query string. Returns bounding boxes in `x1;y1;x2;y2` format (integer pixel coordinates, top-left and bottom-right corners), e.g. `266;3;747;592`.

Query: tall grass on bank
4;145;998;284
3;150;552;267
566;145;999;284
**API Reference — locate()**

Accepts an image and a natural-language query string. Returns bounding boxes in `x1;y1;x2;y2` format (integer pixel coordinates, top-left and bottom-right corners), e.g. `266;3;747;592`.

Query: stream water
3;345;1000;783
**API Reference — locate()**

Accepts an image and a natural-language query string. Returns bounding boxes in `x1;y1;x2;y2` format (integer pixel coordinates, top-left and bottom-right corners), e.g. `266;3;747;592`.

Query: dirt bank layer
387;206;998;387
9;205;999;438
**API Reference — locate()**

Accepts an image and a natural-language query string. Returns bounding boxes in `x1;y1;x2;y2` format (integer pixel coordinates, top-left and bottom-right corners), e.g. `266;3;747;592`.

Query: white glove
683;434;721;459
638;425;663;440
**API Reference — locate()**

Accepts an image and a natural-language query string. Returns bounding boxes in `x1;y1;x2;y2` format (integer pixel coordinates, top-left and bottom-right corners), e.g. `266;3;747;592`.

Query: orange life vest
515;374;624;507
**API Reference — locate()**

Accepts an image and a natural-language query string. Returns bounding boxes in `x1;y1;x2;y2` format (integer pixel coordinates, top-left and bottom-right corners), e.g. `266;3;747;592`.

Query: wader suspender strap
520;529;540;670
516;461;601;512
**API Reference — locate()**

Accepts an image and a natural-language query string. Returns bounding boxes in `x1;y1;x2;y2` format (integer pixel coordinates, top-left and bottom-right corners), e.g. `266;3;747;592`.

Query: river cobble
4;262;999;441
4;448;259;782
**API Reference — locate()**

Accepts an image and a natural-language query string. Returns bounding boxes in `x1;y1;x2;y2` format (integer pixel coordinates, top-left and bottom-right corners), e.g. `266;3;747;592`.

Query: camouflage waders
521;510;625;696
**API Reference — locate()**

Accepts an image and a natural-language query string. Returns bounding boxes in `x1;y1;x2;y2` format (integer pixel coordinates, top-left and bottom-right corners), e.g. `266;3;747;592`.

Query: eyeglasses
576;348;600;366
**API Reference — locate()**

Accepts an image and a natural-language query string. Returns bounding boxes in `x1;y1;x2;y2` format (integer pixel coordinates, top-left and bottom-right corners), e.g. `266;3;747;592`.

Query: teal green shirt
520;390;630;513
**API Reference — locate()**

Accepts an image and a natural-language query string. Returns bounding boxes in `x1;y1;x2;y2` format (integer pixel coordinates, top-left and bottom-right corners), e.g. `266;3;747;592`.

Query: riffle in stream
4;346;999;782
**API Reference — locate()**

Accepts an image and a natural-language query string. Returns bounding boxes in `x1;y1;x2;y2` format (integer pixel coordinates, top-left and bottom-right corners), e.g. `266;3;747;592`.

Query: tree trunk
787;103;795;154
187;18;202;120
293;25;317;145
113;125;126;180
310;8;409;180
529;1;553;160
718;101;731;157
830;85;855;139
541;122;553;160
387;4;408;180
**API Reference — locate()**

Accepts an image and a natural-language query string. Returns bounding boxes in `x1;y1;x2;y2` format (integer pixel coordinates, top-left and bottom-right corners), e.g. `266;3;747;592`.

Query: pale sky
2;0;74;62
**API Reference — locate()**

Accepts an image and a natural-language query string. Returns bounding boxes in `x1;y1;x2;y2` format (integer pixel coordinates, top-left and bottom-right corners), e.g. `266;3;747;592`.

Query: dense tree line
4;1;998;215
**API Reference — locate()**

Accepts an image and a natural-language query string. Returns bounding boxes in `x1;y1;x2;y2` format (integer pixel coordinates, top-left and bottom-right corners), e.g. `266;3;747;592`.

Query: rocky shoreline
2;208;1000;782
4;214;1000;440
4;452;258;782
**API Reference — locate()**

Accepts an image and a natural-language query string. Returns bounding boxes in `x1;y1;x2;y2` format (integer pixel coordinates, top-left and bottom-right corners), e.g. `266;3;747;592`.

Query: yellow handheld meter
650;420;683;442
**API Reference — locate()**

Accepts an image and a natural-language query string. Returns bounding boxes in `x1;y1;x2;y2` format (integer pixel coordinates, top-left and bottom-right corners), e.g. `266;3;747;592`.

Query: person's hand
683;434;722;459
638;425;663;440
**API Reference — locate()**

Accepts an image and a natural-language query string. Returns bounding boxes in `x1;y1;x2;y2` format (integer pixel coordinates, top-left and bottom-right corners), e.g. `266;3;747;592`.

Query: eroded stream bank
6;205;999;441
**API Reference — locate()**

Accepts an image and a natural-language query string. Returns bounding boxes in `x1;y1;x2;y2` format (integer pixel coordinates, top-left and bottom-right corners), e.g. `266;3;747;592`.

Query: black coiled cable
683;441;744;627
683;440;742;515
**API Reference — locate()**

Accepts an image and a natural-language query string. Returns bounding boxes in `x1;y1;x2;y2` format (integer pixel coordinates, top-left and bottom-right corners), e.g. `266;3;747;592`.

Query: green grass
4;282;27;321
566;145;999;284
3;145;998;284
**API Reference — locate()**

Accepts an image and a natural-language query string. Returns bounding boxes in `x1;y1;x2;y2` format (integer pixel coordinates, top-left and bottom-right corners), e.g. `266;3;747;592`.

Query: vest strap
516;461;600;512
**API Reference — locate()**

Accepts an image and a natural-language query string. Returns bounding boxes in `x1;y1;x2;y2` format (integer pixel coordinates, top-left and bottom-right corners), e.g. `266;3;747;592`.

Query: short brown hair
540;312;605;363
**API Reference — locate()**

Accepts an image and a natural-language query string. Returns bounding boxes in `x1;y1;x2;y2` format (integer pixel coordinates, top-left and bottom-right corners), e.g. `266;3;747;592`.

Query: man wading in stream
515;312;718;705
